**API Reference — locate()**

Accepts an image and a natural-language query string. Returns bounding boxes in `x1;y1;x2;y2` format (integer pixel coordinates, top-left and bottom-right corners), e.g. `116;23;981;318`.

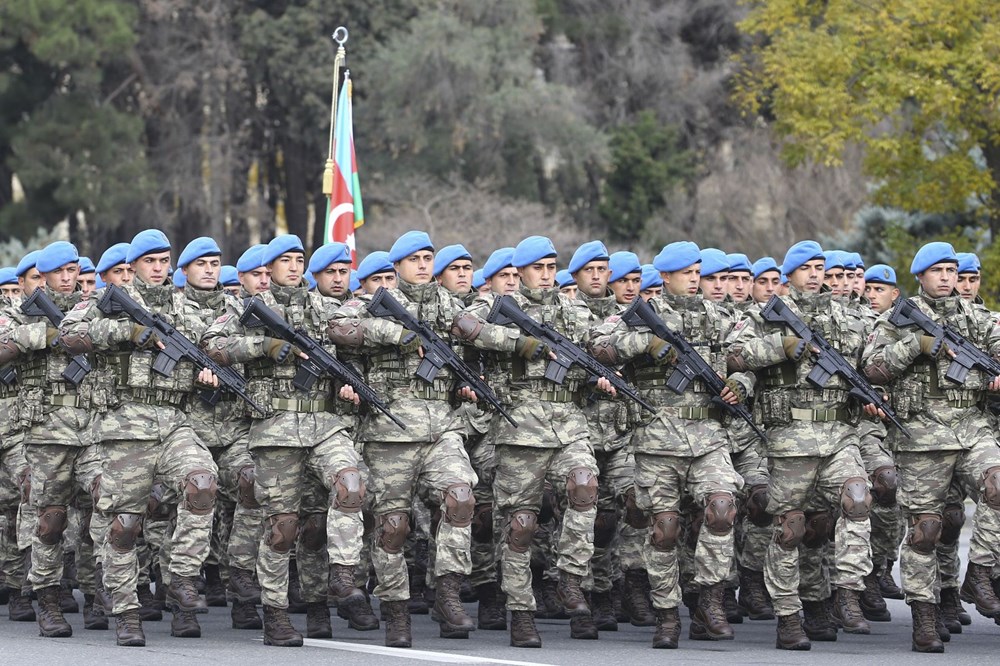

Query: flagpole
323;27;348;200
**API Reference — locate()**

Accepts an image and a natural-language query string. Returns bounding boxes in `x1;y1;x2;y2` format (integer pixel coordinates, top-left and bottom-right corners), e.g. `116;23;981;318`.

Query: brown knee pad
802;510;833;548
746;484;772;528
704;492;737;536
774;510;806;550
109;513;143;553
331;467;364;513
650;511;681;552
183;469;218;516
982;466;1000;511
36;505;68;546
566;467;598;512
908;513;942;555
624;488;650;528
870;465;898;507
266;513;299;554
840;476;872;521
237;465;260;510
940;504;965;545
299;513;327;551
376;511;410;554
594;510;617;549
471;503;493;544
507;510;538;554
443;482;475;527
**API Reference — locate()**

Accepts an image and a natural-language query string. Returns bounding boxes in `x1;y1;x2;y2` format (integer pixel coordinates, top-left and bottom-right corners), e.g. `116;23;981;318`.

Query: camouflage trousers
634;448;742;610
0;443;28;591
859;426;902;578
591;445;638;593
936;480;968;589
765;445;871;616
732;443;770;575
467;429;498;588
209;433;260;576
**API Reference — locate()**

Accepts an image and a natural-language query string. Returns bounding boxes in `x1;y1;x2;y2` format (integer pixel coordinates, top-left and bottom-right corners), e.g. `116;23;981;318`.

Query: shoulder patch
215;314;232;325
734;319;749;331
73;301;89;311
606;315;620;324
867;332;877;345
346;299;363;307
0;317;8;327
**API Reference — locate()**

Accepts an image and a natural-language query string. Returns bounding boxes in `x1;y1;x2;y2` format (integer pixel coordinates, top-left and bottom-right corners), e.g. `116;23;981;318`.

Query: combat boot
690;583;734;640
287;561;307;614
775;612;811;650
723;586;742;624
591;589;617;631
960;562;1000;618
166;575;208;614
801;599;837;641
151;565;167;610
329;562;376;630
911;601;944;653
934;605;950;642
509;609;541;648
305;601;332;638
8;588;36;622
612;578;627;623
939;587;963;634
737;567;774;620
408;541;430;614
432;573;475;632
534;577;565;619
170;610;201;638
36;585;73;637
136;583;163;621
651;607;681;649
82;594;108;630
228;566;261;604
570;614;599;639
878;559;903;600
115;608;145;647
475;581;507;630
556;571;590;617
336;590;379;631
202;564;227;607
860;573;890;622
622;569;656;626
231;599;263;630
832;587;871;634
382;599;412;648
59;583;79;613
262;604;303;647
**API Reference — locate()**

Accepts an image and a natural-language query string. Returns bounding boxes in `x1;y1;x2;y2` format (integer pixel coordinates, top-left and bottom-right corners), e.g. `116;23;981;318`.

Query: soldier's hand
645;337;677;366
862;401;887;420
514;335;549;361
398;329;421;355
596;376;617;397
45;326;60;347
196;368;220;388
338;384;361;405
131;324;164;350
918;335;949;359
989;376;1000;392
782;336;807;361
264;337;292;362
457;385;479;403
721;378;746;405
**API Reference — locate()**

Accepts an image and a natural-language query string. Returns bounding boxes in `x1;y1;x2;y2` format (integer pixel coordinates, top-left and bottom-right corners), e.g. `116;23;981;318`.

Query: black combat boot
651;607;681;649
82;593;108;630
939;587;963;634
737;567;774;620
622;569;656;626
775;612;811;650
115;608;145;646
305;600;332;638
510;609;541;648
382;599;412;648
36;585;73;637
8;588;36;622
591;589;617;631
860;572;891;622
202;564;227;607
170;610;201;638
801;599;837;641
262;604;303;647
911;601;944;653
231;599;263;629
475;581;507;630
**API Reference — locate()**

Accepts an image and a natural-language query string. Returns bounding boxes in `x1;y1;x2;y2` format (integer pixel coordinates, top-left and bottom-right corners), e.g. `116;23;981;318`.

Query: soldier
484;249;519;296
863;265;900;316
556;269;578;300
726;254;753;306
956;252;982;302
727;240;876;651
435;245;474;299
822;251;851;298
472;270;489;297
751;258;781;305
0;267;20;301
639;265;663;302
16;251;44;300
96;244;133;288
849;253;867;298
356;251;397;295
220;266;240;298
78;258;97;299
698;249;730;303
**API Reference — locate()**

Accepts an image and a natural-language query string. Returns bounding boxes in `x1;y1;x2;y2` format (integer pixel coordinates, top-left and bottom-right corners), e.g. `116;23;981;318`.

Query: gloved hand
514;335;549;361
919;335;948;359
645;337;677;366
397;329;421;354
782;336;807;361
131;324;160;350
264;337;292;362
723;378;748;403
45;327;60;347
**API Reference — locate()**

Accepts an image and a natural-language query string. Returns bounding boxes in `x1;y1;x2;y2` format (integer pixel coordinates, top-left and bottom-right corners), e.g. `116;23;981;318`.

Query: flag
324;72;364;263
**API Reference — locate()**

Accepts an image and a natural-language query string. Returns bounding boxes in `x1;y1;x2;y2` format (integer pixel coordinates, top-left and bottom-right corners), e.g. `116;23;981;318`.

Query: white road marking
301;638;556;665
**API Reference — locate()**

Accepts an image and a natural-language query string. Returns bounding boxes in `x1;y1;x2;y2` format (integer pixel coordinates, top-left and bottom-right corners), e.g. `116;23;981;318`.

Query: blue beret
220;265;239;286
177;236;222;269
79;257;95;274
699;248;729;277
15;250;41;278
640;264;663;290
609;251;641;282
472;269;485;290
864;264;897;286
653;241;701;273
0;267;17;285
97;243;130;274
780;274;788;285
483;247;515;280
357;251;394;281
752;257;779;279
173;270;187;288
127;229;171;263
37;241;80;273
262;235;304;266
957;252;981;274
849;252;865;269
95;275;106;290
236;244;267;272
513;236;557;268
727;253;752;273
350;270;361;292
781;240;824;276
308;242;351;274
556;270;576;287
305;273;317;290
433;244;473;277
823;250;847;271
568;241;609;274
388;231;434;263
911;241;958;275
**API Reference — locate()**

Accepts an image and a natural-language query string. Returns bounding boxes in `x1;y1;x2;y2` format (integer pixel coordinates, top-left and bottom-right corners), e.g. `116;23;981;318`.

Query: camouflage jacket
578;290;630;452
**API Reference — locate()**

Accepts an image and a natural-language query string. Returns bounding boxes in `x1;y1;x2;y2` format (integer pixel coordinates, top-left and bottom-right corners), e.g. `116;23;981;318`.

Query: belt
660;406;722;421
790;407;847;422
126;389;187;408
538;389;575;403
272;397;333;413
49;394;83;408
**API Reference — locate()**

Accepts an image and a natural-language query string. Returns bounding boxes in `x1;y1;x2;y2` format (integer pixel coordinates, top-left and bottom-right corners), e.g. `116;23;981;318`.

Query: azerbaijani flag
324;72;364;263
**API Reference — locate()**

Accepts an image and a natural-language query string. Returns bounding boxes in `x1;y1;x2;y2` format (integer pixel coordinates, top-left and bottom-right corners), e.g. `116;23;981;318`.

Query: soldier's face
489;267;520;295
438;260;473;295
395;250;434;285
0;284;19;301
518;259;557;290
864;282;898;313
477;283;491;296
19;268;43;296
663;264;701;296
854;273;866;296
610;273;641;304
239;266;271;295
134;251;171;286
699;273;728;301
640;286;661;302
183;256;221;290
362;271;397;294
573;260;609;298
78;273;96;297
269;252;304;287
559;284;578;299
789;260;824;293
752;272;780;303
224;285;241;297
956;272;981;301
102;263;132;287
918;262;958;298
42;262;80;294
314;262;351;299
728;271;751;302
823;268;848;297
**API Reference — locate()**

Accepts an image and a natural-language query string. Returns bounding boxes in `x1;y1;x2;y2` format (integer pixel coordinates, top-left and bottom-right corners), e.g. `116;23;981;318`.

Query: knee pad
982;466;1000;511
471;503;493;544
566;467;598;512
870;465;898;507
704;492;737;536
80;509;94;546
237;465;260;510
908;513;942;555
802;511;833;548
840;476;872;521
746;484;772;528
376;511;410;554
774;510;806;550
266;513;299;554
299;513;327;551
331;467;364;513
650;511;681;552
594;510;617;549
507;510;538;554
624;488;650;529
443;483;475;527
940;503;965;545
108;513;143;553
184;469;218;516
36;505;68;546
147;481;172;520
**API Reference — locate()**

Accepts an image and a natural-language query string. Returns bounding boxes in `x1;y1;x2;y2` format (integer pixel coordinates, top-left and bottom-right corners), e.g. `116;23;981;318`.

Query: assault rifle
97;284;265;415
21;288;91;386
621;296;766;442
239;297;405;429
760;295;910;437
367;288;517;427
486;294;655;413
